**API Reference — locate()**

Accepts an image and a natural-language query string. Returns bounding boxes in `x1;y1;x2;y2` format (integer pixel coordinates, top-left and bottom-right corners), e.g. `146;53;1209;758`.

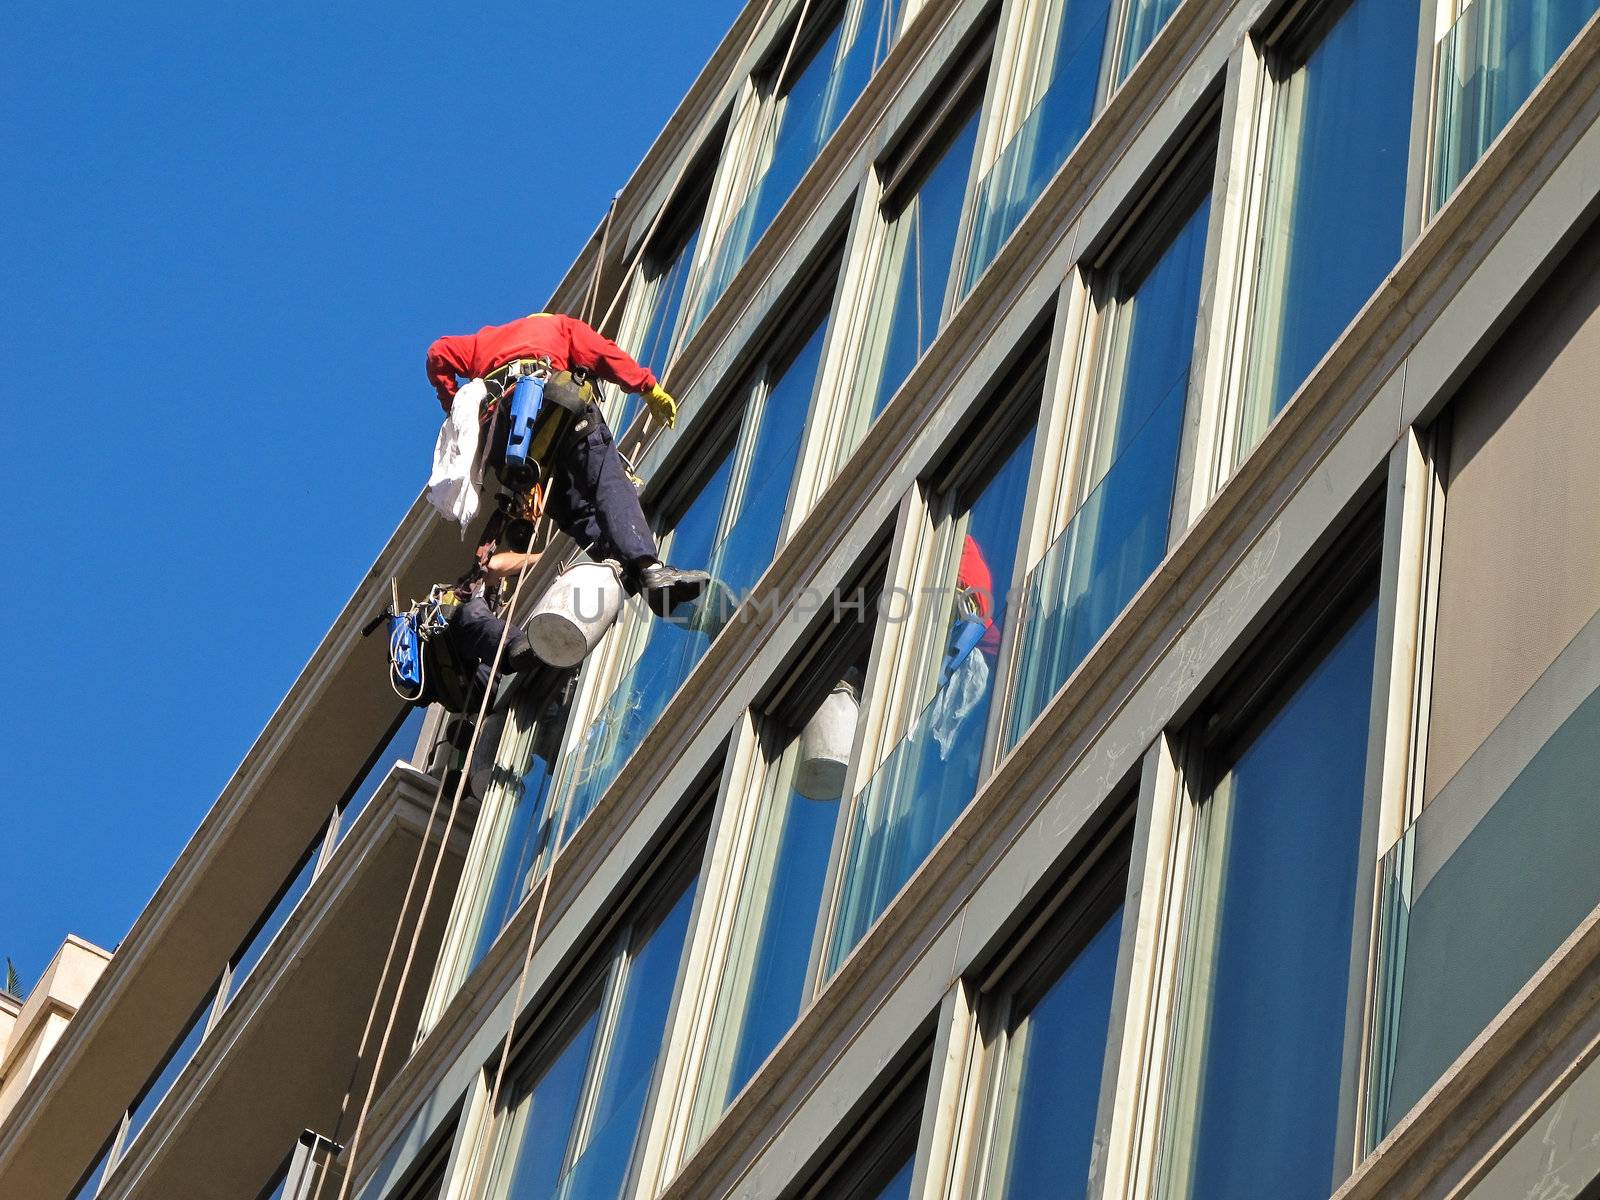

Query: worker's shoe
636;562;711;617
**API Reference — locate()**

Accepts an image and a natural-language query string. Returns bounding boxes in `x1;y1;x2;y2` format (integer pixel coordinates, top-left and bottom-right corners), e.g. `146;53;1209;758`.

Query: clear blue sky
0;0;743;992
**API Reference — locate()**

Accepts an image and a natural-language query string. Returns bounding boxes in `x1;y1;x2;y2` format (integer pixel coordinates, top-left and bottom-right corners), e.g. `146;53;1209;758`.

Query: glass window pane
1008;194;1209;744
560;451;734;838
464;690;574;977
1237;0;1420;459
828;429;1036;972
1369;613;1600;1138
554;882;698;1200
1432;0;1598;211
619;223;704;432
694;667;866;1137
226;832;325;1005
1162;603;1378;1200
561;318;828;835
338;706;426;841
710;317;828;597
123;980;221;1152
964;0;1115;292
1117;0;1184;82
870;1157;915;1200
856;106;983;432
693;0;900;326
980;906;1123;1200
492;1005;604;1200
490;880;698;1200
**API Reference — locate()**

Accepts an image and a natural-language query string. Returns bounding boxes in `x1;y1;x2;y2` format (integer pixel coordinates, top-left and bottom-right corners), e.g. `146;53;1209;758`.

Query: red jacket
957;535;1002;655
425;312;658;411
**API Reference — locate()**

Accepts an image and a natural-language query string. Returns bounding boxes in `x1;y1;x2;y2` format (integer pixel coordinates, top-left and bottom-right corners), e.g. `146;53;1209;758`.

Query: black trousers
541;403;659;567
446;595;531;696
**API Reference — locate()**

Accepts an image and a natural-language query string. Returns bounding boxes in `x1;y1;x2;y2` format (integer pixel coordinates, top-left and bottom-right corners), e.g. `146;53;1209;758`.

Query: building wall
12;2;1600;1200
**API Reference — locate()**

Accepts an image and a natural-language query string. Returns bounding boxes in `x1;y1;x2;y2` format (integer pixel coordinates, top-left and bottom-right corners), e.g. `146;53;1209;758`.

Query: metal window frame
1126;498;1388;1198
463;797;713;1200
793;1056;934;1200
683;0;895;334
815;22;999;480
993;106;1222;747
1204;0;1432;484
419;669;580;1033
276;1130;343;1200
810;348;1048;980
665;550;888;1161
939;813;1135;1200
532;254;844;890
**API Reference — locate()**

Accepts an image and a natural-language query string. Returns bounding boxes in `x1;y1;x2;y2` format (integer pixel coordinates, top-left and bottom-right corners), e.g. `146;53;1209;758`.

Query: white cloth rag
930;647;990;760
427;379;488;532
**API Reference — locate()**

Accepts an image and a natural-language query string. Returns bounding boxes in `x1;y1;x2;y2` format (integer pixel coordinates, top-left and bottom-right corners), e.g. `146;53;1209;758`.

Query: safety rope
311;5;805;1195
305;713;455;1200
317;548;545;1200
452;15;823;1200
581;194;620;328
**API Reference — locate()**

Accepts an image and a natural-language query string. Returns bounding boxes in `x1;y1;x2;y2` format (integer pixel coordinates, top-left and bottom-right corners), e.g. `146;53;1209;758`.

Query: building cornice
95;765;469;1200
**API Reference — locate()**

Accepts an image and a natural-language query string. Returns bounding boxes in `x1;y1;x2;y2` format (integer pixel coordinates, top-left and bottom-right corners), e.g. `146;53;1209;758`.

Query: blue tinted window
863;106;982;421
871;1158;915;1200
1167;603;1377;1199
495;882;698;1200
1117;0;1184;81
467;698;571;975
554;884;698;1200
693;0;899;325
710;318;827;596
496;1006;604;1200
828;428;1036;971
724;786;841;1102
983;906;1123;1199
964;0;1114;290
1240;0;1420;450
619;223;704;432
560;448;732;837
1432;0;1597;210
562;318;827;834
1008;194;1209;743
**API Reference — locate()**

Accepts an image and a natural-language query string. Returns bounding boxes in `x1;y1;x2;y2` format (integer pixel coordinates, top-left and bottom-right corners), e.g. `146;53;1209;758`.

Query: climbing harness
368;582;473;711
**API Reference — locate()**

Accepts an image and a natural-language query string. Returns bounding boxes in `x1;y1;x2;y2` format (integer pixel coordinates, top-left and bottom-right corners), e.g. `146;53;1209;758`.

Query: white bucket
794;679;861;801
526;561;625;668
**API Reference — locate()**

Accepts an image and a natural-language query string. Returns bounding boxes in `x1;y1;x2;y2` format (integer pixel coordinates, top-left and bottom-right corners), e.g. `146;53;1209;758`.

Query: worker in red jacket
426;312;707;614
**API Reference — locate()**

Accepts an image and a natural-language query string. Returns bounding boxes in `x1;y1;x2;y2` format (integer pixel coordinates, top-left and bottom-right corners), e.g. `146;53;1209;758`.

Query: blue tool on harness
504;371;547;472
370;582;458;707
388;609;426;700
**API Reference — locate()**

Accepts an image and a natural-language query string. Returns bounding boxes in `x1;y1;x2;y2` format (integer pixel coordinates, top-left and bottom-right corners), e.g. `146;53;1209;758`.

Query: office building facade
6;0;1600;1197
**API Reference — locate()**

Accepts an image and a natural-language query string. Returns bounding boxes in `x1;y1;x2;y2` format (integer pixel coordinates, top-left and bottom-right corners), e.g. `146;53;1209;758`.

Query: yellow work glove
641;383;677;428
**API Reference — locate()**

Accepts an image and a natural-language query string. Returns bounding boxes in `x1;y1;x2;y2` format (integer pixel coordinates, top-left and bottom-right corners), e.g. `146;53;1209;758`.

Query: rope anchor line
316;1;798;1193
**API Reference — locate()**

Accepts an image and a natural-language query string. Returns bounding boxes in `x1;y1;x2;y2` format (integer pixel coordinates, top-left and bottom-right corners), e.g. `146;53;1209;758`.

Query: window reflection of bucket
527;561;624;668
794;679;861;801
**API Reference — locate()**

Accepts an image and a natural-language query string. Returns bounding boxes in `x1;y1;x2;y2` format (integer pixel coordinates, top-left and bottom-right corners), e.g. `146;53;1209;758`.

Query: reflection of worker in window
931;535;999;758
